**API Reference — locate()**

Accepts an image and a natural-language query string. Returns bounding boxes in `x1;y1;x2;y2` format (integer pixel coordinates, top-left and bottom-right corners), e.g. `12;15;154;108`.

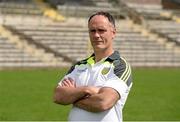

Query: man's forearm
74;87;119;112
54;86;88;105
54;86;99;105
74;94;106;112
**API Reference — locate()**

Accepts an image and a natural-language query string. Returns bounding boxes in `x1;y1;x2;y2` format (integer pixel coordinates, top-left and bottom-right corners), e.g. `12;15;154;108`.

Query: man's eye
98;29;106;32
90;29;96;33
89;29;106;33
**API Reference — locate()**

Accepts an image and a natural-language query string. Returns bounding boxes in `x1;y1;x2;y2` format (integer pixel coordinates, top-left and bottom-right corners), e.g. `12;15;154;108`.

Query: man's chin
93;46;105;51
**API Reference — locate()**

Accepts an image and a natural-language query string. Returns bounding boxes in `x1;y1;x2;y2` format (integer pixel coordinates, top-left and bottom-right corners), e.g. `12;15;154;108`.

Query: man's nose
93;31;100;37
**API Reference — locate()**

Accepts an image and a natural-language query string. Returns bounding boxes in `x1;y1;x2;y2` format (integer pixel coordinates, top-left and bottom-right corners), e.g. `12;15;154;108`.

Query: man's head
88;11;116;52
88;11;116;28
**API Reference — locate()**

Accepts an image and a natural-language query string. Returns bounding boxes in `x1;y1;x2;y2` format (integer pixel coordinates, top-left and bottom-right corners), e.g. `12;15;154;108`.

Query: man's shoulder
66;57;89;74
112;56;132;86
113;56;130;68
105;51;130;67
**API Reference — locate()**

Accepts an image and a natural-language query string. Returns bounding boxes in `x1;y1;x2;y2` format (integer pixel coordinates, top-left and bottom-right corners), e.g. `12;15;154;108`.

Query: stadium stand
56;0;123;19
7;18;88;62
0;0;42;16
0;0;71;68
0;25;70;68
121;1;180;44
34;0;65;21
114;20;180;67
0;34;52;68
162;0;180;10
146;20;180;45
0;0;180;68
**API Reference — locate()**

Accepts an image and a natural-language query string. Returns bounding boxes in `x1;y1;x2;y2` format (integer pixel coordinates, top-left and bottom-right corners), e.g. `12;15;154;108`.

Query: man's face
88;15;116;52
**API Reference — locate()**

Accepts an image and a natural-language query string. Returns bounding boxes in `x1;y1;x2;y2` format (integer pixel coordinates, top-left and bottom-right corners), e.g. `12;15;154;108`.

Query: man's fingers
61;77;76;87
62;80;70;87
68;77;74;82
68;77;76;87
62;78;70;86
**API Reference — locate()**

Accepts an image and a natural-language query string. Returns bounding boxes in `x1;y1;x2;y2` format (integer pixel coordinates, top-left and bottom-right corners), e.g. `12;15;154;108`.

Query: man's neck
94;49;114;62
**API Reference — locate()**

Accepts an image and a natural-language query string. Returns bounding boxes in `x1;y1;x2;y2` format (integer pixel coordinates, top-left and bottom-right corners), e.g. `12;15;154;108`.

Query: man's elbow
54;98;68;105
99;97;119;112
90;101;113;112
53;92;61;104
98;102;112;112
53;93;70;105
53;93;60;104
53;88;69;105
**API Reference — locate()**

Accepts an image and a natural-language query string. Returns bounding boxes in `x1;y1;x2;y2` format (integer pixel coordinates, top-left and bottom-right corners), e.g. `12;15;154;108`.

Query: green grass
0;68;70;121
0;68;180;121
123;68;180;121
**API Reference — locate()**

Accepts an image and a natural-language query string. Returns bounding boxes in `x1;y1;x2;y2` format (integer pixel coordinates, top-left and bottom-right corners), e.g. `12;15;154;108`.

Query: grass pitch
0;68;180;121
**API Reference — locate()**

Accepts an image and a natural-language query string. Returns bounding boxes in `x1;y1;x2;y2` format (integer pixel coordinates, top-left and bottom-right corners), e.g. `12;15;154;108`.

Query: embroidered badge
101;67;110;75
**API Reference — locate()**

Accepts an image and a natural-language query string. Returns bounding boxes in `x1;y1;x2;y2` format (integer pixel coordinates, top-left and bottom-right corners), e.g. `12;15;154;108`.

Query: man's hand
83;86;100;97
61;77;76;88
61;77;99;97
54;77;85;105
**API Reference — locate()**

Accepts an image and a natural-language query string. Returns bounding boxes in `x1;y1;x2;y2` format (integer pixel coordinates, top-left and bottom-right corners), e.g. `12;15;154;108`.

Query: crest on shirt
101;61;111;75
101;67;111;75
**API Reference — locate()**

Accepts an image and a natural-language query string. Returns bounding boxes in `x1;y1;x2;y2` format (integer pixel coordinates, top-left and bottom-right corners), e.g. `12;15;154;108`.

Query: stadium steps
8;17;89;58
33;0;65;21
125;3;172;20
0;25;71;68
0;14;80;27
91;0;113;8
160;11;180;23
0;35;59;68
0;1;43;16
57;0;121;18
146;20;180;45
57;5;120;18
9;18;180;67
121;2;180;51
124;2;180;23
2;12;180;67
11;23;90;62
114;19;180;67
128;20;180;49
6;25;74;63
0;0;65;22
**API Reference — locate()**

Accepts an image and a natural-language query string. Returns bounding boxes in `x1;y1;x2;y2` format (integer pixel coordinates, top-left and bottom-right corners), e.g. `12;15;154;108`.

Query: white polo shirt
59;51;132;122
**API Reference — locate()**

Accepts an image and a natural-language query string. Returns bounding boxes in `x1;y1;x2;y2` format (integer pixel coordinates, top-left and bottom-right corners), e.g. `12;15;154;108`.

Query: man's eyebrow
89;28;106;31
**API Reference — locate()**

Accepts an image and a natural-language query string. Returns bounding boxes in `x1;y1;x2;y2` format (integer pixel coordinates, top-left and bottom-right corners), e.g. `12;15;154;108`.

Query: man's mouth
93;40;103;44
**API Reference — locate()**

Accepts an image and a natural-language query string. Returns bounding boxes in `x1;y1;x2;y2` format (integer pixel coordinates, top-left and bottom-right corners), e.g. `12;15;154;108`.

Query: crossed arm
53;77;120;112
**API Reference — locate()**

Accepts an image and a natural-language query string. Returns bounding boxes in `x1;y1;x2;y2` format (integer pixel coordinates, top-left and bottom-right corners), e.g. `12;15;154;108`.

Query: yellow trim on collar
87;56;95;65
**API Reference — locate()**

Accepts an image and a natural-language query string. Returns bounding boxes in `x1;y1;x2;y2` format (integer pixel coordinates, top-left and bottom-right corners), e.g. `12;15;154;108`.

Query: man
54;11;132;122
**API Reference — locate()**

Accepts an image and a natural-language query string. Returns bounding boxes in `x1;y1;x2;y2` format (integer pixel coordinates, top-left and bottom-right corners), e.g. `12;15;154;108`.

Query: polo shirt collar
88;51;120;64
105;51;120;62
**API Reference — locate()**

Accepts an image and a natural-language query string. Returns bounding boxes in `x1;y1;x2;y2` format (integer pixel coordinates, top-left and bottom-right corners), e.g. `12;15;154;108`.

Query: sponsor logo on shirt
77;64;87;73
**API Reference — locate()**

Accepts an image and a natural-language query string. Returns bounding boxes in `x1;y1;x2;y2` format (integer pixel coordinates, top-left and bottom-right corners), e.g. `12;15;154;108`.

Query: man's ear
112;28;116;39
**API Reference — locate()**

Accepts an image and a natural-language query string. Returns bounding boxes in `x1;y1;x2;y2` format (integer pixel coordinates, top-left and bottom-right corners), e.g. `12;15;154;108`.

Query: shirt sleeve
103;57;132;98
103;75;128;98
58;65;77;86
